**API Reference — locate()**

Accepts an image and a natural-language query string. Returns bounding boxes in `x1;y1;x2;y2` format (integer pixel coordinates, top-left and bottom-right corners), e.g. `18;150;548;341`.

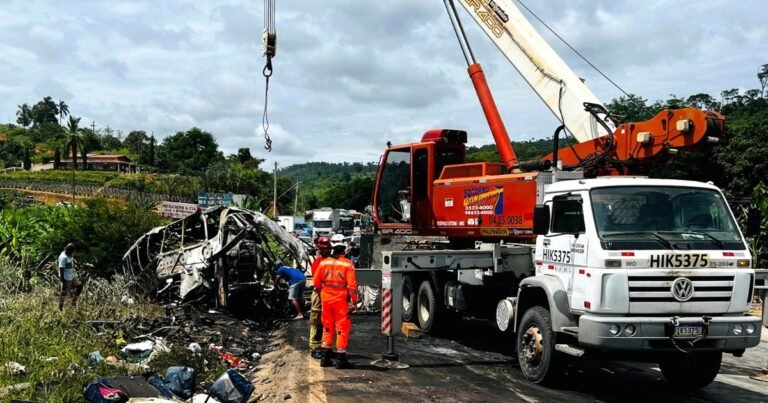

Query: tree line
2;64;766;219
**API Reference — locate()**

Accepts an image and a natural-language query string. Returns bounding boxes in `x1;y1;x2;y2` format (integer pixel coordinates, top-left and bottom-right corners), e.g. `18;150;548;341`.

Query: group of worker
310;234;357;368
275;233;358;369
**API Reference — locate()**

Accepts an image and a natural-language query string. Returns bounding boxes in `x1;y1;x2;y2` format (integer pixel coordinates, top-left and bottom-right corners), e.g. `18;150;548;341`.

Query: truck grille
628;275;734;303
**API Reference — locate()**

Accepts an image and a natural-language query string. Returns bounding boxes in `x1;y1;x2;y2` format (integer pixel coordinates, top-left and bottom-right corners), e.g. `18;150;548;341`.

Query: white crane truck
371;0;763;389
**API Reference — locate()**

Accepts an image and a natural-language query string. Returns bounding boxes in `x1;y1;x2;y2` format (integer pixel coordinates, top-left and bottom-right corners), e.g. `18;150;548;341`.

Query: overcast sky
1;1;765;168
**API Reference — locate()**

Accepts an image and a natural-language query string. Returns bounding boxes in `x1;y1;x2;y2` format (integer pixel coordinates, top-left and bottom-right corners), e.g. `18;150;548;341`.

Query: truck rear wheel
402;275;415;323
417;280;438;333
517;306;561;384
659;351;721;389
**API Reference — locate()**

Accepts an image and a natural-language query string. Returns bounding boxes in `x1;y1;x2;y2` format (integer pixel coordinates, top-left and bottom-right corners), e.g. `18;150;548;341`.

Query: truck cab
522;177;761;386
311;208;334;237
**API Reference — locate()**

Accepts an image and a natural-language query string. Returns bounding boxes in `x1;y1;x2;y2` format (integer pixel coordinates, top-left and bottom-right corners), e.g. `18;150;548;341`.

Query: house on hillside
58;154;137;173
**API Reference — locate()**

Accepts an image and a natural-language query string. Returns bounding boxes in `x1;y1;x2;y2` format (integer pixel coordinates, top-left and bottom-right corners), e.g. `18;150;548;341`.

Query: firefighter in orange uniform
309;236;332;359
313;233;357;369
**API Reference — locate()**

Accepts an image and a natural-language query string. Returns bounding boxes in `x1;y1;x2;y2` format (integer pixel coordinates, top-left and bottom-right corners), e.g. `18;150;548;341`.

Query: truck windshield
314;220;332;228
590;187;743;249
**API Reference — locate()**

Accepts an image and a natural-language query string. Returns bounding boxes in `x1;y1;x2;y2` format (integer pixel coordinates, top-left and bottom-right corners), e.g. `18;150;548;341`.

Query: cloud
0;0;764;168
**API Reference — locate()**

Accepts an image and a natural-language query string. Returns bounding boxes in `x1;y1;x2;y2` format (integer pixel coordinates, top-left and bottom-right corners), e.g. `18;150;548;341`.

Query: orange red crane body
372;64;725;240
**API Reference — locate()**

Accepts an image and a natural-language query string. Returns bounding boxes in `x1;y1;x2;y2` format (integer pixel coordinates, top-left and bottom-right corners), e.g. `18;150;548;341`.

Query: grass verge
0;259;226;402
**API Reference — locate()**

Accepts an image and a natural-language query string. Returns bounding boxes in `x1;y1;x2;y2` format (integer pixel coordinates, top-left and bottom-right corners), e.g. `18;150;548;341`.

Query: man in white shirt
58;243;82;310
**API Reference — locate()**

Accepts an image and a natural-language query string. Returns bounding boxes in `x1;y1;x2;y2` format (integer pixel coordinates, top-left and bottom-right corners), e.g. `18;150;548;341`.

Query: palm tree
15;104;32;127
57;100;69;126
64;116;84;170
64;116;84;205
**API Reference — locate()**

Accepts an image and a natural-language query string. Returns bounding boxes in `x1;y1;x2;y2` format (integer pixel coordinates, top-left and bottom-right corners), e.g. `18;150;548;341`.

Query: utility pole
273;161;278;217
294;180;299;216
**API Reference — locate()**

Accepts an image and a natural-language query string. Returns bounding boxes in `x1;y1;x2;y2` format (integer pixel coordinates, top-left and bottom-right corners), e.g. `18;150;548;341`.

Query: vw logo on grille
671;277;694;302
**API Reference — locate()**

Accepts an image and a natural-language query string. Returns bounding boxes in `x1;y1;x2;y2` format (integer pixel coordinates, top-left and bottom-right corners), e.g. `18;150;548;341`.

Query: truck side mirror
533;205;550;235
746;207;761;237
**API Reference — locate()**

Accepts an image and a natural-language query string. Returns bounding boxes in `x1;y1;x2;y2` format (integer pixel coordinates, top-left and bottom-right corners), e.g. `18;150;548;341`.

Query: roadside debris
84;367;251;403
122;206;311;313
88;351;105;366
0;382;31;398
119;338;170;365
209;369;254;403
4;361;26;376
115;306;277;364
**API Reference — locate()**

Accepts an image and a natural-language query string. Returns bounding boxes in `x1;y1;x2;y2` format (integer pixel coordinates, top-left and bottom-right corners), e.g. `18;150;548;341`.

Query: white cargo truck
311;208;334;237
382;177;762;388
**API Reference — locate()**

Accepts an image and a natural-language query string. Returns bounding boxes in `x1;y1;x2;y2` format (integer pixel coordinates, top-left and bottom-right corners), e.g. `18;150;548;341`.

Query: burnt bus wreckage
122;206;311;309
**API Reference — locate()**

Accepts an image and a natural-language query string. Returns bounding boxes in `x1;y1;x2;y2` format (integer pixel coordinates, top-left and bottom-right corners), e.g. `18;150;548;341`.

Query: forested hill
280;139;561;212
466;137;573;163
281;137;563;182
279;161;379;182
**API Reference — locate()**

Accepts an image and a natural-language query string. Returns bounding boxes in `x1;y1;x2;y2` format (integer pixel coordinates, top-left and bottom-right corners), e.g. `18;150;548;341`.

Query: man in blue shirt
58;243;83;311
275;264;306;320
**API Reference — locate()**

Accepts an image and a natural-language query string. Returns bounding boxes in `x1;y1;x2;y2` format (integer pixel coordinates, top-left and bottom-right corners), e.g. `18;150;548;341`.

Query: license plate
649;254;709;268
673;325;703;338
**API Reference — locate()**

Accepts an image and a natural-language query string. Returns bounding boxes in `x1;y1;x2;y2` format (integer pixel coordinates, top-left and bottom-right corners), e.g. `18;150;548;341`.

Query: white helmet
330;234;346;248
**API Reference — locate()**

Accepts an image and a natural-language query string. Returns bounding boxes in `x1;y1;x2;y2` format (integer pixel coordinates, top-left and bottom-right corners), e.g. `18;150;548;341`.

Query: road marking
308;352;327;403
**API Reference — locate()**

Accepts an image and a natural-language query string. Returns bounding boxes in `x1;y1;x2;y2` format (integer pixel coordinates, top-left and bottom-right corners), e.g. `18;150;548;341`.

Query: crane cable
261;0;277;152
514;0;630;98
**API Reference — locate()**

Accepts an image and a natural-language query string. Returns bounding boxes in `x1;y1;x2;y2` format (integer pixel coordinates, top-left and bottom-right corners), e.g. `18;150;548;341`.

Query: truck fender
514;275;576;333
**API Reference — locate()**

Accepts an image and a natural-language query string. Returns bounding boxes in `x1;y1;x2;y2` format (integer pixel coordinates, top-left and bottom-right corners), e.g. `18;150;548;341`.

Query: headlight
733;324;743;335
608;324;621;336
746;323;756;334
624;324;636;336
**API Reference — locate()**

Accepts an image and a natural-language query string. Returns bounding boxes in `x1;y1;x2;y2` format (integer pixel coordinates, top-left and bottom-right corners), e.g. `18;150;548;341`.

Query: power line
514;0;630;97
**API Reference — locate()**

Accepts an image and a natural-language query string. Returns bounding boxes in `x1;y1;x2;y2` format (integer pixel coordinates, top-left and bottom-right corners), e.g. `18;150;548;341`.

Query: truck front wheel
659;351;722;389
402;275;415;323
517;306;561;384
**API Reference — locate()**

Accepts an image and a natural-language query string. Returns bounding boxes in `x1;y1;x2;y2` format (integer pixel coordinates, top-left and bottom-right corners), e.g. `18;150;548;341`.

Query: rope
261;0;276;152
262;72;272;152
515;0;630;97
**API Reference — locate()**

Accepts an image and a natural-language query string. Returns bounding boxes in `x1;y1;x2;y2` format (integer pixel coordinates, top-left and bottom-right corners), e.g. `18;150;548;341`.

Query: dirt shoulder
249;325;313;402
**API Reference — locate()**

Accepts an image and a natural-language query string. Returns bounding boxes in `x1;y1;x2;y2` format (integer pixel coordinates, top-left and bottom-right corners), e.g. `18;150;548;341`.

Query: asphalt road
277;313;768;402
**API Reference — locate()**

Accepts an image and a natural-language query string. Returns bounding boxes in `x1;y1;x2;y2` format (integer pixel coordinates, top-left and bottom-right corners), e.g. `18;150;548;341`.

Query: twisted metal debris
122;206;311;308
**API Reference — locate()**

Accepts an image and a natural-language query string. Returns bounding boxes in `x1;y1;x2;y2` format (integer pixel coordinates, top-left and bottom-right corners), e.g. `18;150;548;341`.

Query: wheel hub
403;293;411;313
419;295;430;322
521;326;544;365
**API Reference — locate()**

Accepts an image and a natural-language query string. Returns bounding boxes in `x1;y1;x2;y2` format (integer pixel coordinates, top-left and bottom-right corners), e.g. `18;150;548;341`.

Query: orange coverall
308;256;326;351
313;255;357;352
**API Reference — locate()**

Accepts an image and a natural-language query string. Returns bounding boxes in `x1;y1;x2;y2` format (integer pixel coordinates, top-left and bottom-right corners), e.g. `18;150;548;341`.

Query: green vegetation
0;261;228;401
0;196;165;274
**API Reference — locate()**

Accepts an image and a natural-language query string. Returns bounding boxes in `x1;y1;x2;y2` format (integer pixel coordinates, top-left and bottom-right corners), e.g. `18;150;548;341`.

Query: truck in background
310;208;334;238
334;209;355;236
349;210;363;234
277;215;307;234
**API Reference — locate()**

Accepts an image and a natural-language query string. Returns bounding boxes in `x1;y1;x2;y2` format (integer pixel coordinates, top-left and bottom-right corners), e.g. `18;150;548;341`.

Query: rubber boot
311;349;324;360
319;349;334;367
335;353;353;369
